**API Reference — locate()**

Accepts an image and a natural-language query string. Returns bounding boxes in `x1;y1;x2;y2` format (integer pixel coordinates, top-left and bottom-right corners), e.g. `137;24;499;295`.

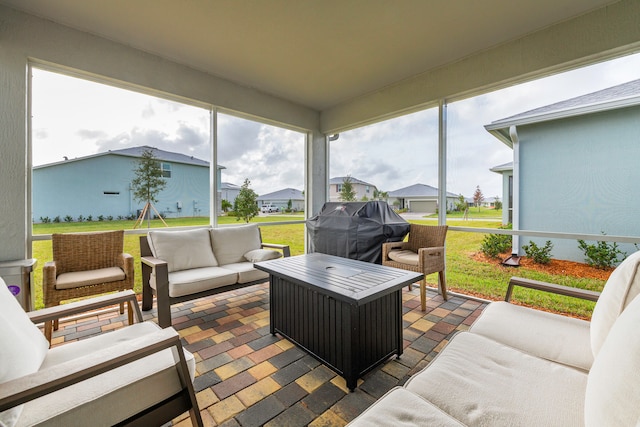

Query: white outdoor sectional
140;224;290;328
348;251;640;426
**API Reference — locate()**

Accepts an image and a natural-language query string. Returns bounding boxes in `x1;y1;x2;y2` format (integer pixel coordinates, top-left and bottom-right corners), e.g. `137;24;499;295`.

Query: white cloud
31;53;640;202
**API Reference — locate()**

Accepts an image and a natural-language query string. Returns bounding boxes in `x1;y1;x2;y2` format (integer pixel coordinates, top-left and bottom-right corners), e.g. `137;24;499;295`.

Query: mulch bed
471;251;613;281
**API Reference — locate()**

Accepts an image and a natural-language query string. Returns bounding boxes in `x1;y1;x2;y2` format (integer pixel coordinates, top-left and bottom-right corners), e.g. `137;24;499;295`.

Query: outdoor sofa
140;224;290;328
348;250;640;426
0;280;202;427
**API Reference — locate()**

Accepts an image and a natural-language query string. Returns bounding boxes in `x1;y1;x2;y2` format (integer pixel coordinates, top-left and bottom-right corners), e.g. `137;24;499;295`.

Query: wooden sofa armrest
261;243;291;257
0;327;202;426
28;290;143;325
505;277;600;303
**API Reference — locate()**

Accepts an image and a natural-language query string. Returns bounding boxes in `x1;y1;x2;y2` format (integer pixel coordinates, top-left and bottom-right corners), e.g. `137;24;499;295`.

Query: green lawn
31;215;603;318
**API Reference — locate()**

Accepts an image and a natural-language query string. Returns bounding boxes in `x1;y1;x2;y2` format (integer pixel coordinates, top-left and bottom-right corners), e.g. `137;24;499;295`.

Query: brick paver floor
47;283;487;426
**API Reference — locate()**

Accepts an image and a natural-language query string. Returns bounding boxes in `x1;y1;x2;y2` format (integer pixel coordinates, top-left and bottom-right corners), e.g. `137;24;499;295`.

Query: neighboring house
486;78;640;262
32;145;223;221
387;183;460;213
329;177;378;202
257;188;304;212
221;182;241;207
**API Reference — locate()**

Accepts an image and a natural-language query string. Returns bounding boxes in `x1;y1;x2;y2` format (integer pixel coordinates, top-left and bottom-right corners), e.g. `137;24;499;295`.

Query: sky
31;52;640;199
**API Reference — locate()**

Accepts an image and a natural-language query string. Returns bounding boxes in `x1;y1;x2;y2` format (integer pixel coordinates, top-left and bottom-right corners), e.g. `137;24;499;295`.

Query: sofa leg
420;279;426;311
157;297;172;328
142;283;153;311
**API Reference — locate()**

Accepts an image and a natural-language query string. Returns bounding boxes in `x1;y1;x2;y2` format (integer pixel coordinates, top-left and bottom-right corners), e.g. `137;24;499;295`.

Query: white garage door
409;200;437;213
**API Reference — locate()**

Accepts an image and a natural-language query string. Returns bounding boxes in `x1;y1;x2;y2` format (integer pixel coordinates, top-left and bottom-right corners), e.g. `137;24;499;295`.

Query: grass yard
31;215;605;318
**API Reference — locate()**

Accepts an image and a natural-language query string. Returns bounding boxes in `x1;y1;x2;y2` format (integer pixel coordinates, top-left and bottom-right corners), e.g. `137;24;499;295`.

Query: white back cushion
0;278;49;427
147;228;218;273
585;294;640;426
591;250;640;357
210;224;262;265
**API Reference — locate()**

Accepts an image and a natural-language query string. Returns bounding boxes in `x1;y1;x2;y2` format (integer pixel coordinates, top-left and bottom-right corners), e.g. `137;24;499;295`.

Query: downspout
509;125;519;255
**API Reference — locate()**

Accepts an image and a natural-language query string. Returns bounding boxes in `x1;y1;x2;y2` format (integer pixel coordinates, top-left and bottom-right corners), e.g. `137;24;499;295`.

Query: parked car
261;204;279;213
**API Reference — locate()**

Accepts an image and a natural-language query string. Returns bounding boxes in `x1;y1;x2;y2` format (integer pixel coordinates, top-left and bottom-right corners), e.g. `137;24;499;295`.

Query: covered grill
306;201;410;264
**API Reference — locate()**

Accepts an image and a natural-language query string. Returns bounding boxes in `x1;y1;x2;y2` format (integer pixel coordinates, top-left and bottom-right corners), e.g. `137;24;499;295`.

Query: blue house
33;146;221;221
486;79;640;262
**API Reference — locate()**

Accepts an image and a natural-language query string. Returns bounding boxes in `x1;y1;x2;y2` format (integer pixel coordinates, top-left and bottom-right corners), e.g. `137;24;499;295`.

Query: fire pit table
254;253;422;391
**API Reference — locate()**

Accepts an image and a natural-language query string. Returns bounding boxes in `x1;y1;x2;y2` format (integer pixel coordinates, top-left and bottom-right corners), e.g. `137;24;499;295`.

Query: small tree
455;194;467;212
473;185;484;211
221;199;233;213
494;196;502;210
235;178;259;223
131;148;167;227
339;176;357;202
287;199;292;212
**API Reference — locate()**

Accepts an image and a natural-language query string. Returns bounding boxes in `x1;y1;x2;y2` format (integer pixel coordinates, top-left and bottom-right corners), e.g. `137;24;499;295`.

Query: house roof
329;177;376;188
259;188;303;200
1;0;616;113
221;182;240;190
485;78;640;146
34;145;214;169
388;183;459;198
490;162;514;173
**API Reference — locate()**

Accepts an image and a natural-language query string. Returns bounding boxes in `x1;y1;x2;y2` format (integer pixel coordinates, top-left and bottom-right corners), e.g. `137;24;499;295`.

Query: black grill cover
306;201;410;264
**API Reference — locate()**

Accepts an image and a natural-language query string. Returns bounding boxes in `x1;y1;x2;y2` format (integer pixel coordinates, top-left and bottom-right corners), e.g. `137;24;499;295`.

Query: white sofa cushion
585;294;640;427
151;266;238;298
18;322;196;426
55;266;125;290
469;301;593;371
348;387;464;427
590;250;640;357
404;332;588;427
244;248;282;263
0;279;49;427
210;224;262;265
222;262;270;284
347;387;465;426
147;228;218;273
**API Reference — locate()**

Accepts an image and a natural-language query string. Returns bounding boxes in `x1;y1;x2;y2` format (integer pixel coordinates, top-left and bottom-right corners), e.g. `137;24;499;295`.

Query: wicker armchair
382;224;448;310
43;230;135;341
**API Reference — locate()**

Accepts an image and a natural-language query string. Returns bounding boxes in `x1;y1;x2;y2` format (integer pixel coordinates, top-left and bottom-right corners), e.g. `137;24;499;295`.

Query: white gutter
510;125;519;255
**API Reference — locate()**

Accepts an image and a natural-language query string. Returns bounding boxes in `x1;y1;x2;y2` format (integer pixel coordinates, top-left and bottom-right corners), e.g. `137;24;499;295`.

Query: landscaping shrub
480;224;512;258
577;235;626;269
522;240;553;264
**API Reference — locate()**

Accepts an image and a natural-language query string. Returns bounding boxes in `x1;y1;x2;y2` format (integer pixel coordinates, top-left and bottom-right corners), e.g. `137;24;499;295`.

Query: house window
336;184;343;192
161;162;172;178
366;186;370;193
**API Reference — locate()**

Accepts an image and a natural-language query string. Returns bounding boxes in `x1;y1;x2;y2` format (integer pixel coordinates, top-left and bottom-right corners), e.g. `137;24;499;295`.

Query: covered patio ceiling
0;0;624;121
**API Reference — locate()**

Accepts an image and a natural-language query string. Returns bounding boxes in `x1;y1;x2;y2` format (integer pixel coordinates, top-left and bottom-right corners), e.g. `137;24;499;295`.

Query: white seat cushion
210;224;262;265
387;249;419;266
470;301;593;371
0;279;49;427
55;266;125;289
404;332;588;427
244;248;282;263
17;322;195;427
585;294;640;427
147;228;218;272
151;266;238;298
590;250;640;357
347;387;465;426
222;262;269;284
